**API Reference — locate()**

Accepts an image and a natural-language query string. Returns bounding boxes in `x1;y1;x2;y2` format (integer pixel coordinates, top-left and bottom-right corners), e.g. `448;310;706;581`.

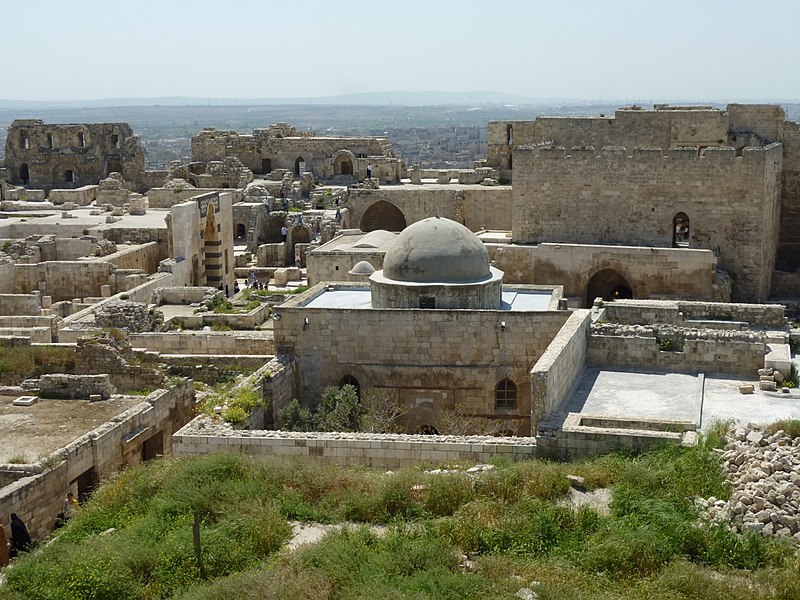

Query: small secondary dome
348;260;375;276
382;216;491;283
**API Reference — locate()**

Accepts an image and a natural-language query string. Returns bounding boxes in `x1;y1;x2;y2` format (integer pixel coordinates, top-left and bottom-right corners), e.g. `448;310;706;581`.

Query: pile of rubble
757;366;791;392
698;425;800;542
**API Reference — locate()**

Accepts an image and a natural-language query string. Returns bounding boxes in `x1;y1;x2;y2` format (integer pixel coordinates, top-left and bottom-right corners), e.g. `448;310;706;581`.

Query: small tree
360;387;407;433
315;384;360;432
277;398;314;431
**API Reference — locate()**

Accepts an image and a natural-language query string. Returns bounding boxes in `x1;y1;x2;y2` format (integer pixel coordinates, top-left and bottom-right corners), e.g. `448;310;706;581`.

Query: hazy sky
5;0;799;102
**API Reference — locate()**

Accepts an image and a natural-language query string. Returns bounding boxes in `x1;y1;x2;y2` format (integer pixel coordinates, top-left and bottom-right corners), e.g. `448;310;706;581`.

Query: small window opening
64;169;74;183
47;133;54;148
419;295;436;309
20;134;29;150
77;132;86;147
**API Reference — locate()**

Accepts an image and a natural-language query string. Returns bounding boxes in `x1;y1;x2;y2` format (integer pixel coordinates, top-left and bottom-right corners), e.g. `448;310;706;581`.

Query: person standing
281;224;288;242
63;491;79;519
366;163;372;179
9;513;32;557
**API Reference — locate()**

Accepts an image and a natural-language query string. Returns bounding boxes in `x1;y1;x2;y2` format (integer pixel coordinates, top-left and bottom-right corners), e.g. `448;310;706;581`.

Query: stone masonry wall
530;310;591;427
512;144;783;302
274;285;569;434
173;417;538;468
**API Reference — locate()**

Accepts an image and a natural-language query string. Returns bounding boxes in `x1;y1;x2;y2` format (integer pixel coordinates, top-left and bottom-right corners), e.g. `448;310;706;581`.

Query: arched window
294;156;305;177
495;379;517;409
673;212;690;247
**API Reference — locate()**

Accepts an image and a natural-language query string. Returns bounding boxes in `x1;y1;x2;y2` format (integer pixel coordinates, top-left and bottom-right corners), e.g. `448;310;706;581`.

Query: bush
314;385;360;432
278;399;314;431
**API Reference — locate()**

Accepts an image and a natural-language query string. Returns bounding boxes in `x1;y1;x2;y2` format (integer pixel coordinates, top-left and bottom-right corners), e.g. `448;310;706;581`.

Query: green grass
3;436;800;600
0;345;75;385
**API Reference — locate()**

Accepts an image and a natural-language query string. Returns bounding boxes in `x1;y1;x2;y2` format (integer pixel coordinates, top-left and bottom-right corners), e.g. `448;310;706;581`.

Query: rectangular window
419;295;436;309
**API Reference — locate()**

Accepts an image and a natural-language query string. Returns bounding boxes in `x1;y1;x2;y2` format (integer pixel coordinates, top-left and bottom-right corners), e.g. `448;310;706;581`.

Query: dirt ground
0;394;142;463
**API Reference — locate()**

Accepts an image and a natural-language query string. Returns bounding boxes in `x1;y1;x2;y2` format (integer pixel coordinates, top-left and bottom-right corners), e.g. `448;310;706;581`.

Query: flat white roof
303;288;554;311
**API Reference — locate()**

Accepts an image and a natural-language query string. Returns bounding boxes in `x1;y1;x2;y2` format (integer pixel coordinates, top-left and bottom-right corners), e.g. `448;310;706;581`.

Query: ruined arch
586;268;633;307
672;212;690;247
359;200;407;232
294;156;305;177
333;151;355;176
290;225;311;266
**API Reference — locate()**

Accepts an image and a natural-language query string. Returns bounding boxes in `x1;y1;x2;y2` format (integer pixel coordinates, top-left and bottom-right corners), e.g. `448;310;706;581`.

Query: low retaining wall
173;418;538;468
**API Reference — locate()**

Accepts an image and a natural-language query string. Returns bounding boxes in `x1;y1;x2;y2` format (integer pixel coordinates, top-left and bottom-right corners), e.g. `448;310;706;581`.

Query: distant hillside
0;91;618;110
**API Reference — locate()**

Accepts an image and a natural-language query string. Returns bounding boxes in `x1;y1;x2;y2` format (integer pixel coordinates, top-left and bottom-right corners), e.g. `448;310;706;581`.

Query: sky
4;0;800;103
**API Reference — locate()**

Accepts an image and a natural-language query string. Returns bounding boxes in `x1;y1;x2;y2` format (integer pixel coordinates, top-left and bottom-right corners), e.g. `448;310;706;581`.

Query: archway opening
673;212;690;247
334;155;353;176
235;223;246;239
107;160;123;176
294;156;305;177
359;200;407;232
417;425;439;435
19;163;30;185
586;269;633;307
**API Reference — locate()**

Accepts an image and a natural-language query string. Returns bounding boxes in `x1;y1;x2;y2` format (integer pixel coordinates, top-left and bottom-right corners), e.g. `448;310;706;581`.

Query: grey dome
382;217;490;283
348;260;375;276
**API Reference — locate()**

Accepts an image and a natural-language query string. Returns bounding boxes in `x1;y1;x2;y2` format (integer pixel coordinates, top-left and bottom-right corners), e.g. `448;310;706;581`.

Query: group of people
1;492;79;566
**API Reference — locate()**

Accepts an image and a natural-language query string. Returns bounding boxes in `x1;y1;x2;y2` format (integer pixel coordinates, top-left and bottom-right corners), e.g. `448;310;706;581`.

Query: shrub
314;385;360;432
277;399;314;431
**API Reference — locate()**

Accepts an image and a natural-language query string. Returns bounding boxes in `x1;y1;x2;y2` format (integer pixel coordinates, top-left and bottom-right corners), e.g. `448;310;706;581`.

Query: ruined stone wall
512;144;782;302
0;259;13;293
0;382;194;540
274;287;569;434
14;261;116;301
93;242;163;274
4;120;146;192
74;337;165;392
586;324;766;376
348;185;512;232
191;127;397;181
727;104;785;144
0;293;41;315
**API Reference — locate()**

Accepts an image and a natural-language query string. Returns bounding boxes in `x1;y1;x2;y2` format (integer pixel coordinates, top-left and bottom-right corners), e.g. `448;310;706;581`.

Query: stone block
738;384;755;394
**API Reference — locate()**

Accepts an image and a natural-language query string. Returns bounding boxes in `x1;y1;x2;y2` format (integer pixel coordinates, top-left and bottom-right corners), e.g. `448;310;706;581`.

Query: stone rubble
698;425;800;543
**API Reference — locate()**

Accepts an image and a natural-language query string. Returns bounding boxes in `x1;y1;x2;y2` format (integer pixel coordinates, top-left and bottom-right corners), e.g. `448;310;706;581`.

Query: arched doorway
359;200;407;232
106;160;123;176
235;223;246;240
19;163;30;185
294;156;305;177
672;212;690;247
586;269;633;307
334;154;354;176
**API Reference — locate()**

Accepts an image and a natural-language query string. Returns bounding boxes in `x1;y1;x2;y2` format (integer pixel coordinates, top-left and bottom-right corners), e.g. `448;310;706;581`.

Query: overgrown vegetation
4;433;800;600
0;345;75;385
197;384;266;425
278;385;408;434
